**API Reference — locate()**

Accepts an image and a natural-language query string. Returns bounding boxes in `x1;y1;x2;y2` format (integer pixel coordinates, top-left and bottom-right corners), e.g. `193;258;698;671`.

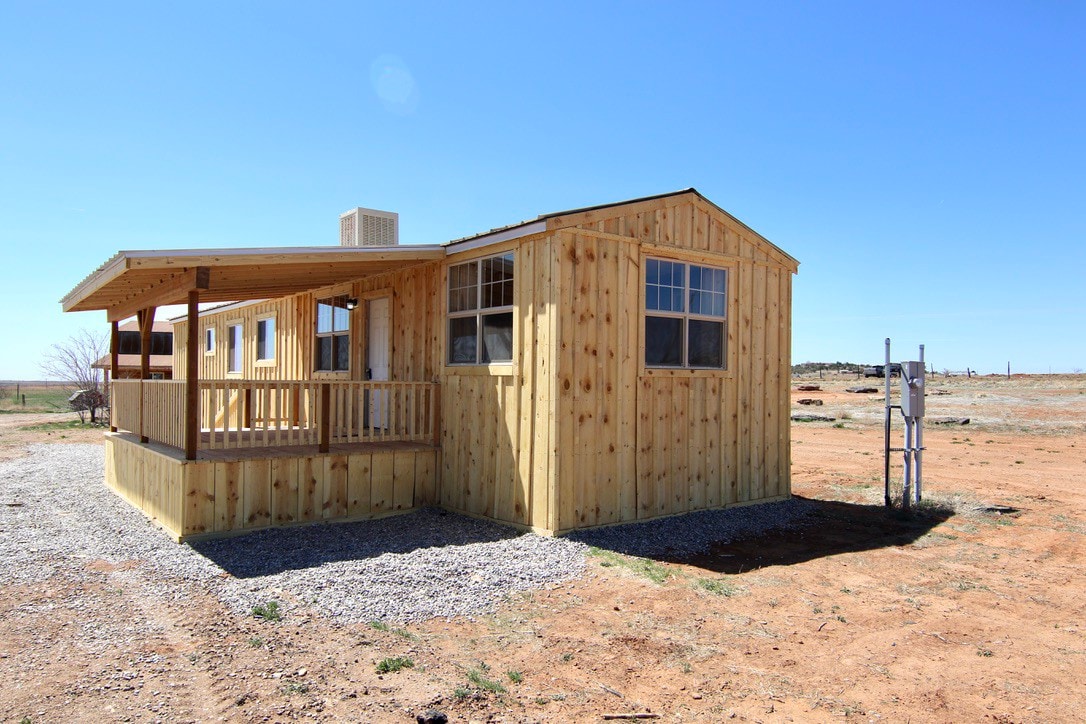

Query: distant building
92;320;174;380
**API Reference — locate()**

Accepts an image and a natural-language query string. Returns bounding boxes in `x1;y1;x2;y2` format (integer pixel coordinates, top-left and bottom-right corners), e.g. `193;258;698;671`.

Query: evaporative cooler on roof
339;207;399;247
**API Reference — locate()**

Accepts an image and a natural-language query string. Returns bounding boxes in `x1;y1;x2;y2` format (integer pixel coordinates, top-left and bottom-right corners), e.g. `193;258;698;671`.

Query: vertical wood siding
173;261;442;384
439;236;555;528
104;435;438;540
552;196;795;532
159;192;794;534
105;436;185;539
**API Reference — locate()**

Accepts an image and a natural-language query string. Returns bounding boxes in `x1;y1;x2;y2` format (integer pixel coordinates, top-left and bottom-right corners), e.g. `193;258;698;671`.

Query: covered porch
106;377;441;540
104;430;439;542
110;378;440;455
62;244;446;540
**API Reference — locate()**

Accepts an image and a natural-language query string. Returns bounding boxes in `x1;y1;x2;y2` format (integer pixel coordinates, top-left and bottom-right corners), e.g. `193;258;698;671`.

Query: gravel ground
1;444;815;624
0;444;587;623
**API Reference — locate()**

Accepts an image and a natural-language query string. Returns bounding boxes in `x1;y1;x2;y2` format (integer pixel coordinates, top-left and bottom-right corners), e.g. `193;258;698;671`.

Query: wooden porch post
137;306;155;443
319;383;330;453
185;290;200;460
431;384;441;448
109;320;119;432
137;306;156;381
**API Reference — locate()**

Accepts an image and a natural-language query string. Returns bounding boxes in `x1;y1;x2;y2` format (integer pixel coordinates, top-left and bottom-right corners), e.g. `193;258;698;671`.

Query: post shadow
673;496;955;574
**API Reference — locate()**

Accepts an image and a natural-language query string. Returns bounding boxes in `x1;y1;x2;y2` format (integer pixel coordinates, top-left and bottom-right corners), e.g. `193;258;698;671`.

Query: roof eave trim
60;253;127;312
443;220;547;254
61;245;447;313
113;244;445;260
688;191;800;269
541;188;698;225
170;298;267;323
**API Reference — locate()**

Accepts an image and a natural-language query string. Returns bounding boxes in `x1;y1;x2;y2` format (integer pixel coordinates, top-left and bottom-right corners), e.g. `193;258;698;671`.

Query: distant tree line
791;361;864;375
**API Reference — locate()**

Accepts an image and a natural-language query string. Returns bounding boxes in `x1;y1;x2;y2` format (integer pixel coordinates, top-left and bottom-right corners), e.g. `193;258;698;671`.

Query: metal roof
62;188;796;320
443;187;798;267
61;245;445;320
443;188;701;248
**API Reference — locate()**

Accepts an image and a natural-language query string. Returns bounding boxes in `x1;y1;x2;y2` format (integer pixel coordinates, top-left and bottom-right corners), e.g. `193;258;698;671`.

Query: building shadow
191;496;956;580
187;507;521;578
676;496;955;574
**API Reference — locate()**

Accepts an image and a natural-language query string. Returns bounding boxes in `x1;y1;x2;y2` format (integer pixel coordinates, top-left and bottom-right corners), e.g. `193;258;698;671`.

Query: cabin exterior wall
438;235;557;530
173;260;444;384
105;434;439;541
549;196;794;532
162;193;794;536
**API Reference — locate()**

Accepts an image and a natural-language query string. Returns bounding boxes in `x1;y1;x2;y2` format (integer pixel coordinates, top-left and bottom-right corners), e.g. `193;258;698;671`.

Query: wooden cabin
61;189;798;540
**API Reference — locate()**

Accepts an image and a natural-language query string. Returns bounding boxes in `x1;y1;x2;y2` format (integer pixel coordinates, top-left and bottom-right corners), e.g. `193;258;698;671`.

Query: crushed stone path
1;444;815;623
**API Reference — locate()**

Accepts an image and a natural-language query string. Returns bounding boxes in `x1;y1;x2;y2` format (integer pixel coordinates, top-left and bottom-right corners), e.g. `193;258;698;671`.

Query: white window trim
315;295;351;373
255;314;277;366
226;321;244;375
446;251;515;366
204;326;216;356
644;257;729;371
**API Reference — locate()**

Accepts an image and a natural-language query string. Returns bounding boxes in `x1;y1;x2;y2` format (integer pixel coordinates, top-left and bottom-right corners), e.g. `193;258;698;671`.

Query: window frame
150;331;173;356
446;251;515;367
642;256;731;372
204;326;216;356
315;294;351;373
226;322;244;375
256;315;276;365
117;331;140;355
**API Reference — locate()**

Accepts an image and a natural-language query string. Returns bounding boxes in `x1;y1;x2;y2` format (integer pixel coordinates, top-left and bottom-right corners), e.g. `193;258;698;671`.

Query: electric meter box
900;360;925;417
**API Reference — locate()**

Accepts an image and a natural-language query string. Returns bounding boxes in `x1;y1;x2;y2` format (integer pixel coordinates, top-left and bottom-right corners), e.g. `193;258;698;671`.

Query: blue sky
1;1;1083;379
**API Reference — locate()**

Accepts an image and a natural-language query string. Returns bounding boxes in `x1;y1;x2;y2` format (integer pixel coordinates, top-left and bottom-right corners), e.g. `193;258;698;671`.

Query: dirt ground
0;412;104;461
1;374;1084;722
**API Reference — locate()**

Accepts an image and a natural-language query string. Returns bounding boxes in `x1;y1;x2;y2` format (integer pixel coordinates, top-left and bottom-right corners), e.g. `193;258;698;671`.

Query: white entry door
367;297;390;428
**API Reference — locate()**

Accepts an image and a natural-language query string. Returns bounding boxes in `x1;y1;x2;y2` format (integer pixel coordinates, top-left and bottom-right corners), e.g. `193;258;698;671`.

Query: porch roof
61;245;445;322
91;354;173;371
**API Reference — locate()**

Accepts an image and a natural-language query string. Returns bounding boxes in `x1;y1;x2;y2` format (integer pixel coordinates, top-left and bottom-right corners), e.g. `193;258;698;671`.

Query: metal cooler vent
339;207;399;246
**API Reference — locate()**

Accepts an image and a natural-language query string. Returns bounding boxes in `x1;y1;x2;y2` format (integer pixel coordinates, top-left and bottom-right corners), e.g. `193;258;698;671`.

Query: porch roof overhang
61;245;445;322
91;353;173;371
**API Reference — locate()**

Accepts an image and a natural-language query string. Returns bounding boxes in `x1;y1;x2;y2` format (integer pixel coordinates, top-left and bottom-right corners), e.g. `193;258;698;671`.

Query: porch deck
105;425;440;542
116;430;436;462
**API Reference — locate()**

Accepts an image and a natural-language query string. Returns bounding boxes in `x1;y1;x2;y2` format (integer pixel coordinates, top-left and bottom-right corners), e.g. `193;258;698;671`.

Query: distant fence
1;381;76;411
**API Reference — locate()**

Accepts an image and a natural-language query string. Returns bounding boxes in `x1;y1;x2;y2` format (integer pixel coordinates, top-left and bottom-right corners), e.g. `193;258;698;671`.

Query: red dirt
0;411;104;462
1;374;1084;722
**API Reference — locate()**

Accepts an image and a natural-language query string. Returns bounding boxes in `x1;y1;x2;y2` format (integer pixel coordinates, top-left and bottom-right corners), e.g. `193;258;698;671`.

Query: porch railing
112;380;187;449
111;379;440;453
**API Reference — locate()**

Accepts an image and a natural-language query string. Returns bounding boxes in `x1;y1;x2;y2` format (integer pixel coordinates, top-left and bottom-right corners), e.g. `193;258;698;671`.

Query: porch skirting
104;432;440;542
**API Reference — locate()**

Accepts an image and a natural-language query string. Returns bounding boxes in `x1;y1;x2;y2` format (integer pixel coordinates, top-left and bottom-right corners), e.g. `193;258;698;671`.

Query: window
257;317;276;361
117;331;140;355
117;330;173;355
205;327;215;355
316;295;350;371
447;252;514;364
227;324;243;373
150;331;173;356
644;258;728;369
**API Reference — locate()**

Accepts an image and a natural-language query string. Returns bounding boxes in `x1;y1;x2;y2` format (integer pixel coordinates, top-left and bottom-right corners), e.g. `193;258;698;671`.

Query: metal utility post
883;339;927;510
883;338;892;507
916;344;924;501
